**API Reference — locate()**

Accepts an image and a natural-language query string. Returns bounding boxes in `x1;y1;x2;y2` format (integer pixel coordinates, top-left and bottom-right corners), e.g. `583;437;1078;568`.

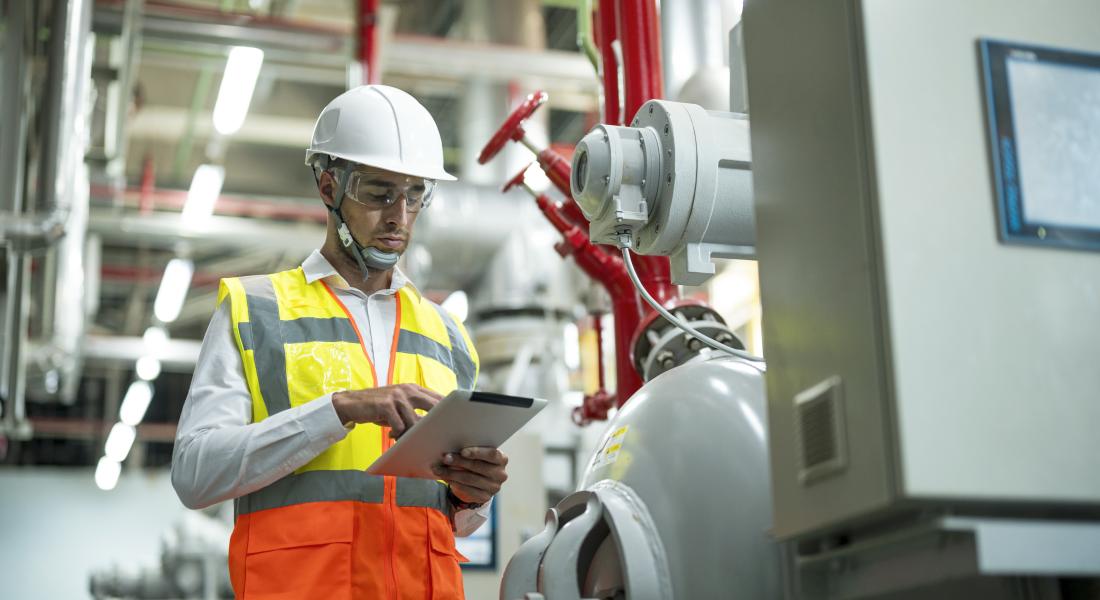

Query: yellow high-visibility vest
217;267;479;599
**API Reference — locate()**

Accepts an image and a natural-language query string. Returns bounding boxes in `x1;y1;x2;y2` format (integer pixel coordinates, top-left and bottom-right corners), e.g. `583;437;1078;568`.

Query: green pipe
577;0;599;71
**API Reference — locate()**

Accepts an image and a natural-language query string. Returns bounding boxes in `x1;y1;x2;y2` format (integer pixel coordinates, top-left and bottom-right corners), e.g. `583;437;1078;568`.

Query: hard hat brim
305;150;457;182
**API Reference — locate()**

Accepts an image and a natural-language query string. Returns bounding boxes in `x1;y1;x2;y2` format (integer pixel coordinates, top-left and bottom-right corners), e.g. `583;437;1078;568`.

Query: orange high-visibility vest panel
218;268;479;599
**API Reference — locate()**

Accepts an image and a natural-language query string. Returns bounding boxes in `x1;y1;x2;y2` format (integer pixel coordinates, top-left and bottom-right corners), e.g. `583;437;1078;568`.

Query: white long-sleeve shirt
171;250;489;537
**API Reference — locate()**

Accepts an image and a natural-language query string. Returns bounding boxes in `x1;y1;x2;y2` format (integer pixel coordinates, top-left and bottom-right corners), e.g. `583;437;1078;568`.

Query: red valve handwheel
477;90;548;165
501;163;533;194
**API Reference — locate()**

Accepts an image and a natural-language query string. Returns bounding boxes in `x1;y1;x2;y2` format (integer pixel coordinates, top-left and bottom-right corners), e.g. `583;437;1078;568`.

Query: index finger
403;386;442;412
459;446;507;465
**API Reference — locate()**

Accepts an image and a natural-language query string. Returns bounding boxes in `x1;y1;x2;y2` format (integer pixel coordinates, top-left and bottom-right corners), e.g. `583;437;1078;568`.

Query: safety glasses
343;168;437;213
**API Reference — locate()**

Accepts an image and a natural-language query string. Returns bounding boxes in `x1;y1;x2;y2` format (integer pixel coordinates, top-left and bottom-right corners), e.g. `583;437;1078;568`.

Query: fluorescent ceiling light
154;258;194;323
143;326;169;356
119;381;154;426
104;423;136;462
95;457;121;491
135;356;162;382
213;46;264;135
441;290;469;322
180;164;225;226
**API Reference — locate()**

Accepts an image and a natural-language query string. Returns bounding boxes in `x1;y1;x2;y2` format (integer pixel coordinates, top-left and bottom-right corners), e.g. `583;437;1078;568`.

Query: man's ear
319;170;336;209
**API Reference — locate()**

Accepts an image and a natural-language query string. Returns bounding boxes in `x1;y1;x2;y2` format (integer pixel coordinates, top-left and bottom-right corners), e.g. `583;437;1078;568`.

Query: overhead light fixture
180;164;225;226
441;290;469;322
213;46;264;135
135;356;162;382
153;258;194;323
104;423;136;462
143;326;169;355
95;457;121;491
120;381;154;426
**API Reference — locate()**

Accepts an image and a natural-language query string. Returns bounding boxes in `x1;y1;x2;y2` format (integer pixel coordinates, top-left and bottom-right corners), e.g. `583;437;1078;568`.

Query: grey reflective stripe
240;276;291;414
241;318;357;349
237;470;386;515
234;472;450;516
238;322;255;351
395;478;450;512
432;304;477;389
282;317;359;345
397;330;454;369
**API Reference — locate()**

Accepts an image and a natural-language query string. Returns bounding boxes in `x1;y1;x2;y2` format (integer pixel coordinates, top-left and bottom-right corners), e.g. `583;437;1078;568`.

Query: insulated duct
660;0;742;109
1;0;95;422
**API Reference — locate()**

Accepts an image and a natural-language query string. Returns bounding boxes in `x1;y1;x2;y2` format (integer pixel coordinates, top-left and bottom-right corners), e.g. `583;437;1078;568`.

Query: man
172;85;508;600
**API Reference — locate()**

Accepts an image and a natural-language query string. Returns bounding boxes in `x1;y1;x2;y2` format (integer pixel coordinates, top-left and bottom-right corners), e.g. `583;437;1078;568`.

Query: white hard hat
305;85;456;181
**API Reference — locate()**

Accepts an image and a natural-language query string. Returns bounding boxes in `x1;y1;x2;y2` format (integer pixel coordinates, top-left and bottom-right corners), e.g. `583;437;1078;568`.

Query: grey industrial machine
743;0;1100;597
499;20;782;600
500;354;781;600
502;0;1100;598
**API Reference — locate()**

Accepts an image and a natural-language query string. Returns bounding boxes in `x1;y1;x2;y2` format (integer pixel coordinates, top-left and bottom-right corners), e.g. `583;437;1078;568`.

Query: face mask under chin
360;245;401;271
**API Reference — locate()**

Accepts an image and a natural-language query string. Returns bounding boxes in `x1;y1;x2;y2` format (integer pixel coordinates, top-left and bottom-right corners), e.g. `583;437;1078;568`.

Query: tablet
366;389;547;479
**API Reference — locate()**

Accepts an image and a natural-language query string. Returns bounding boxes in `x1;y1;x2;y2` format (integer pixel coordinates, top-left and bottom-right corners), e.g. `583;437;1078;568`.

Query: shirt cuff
302;393;353;447
453;496;493;537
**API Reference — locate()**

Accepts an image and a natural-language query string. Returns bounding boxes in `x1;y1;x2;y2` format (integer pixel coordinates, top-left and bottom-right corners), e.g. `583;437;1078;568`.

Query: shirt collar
301;249;417;297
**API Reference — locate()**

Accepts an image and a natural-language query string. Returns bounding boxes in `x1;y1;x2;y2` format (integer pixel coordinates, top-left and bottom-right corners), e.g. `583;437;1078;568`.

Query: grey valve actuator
571;100;756;286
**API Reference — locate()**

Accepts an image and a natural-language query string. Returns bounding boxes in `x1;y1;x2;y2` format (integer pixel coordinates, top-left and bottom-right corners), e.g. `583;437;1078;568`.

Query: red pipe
594;313;607;391
616;0;664;120
596;0;622;126
531;193;643;405
90;184;329;223
503;166;646;403
539;194;642;402
100;0;352;38
358;0;380;85
101;264;227;288
595;4;679;302
139;154;155;216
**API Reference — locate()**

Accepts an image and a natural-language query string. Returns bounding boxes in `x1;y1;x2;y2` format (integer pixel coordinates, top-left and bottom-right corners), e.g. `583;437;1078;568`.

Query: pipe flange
630;300;734;377
641;318;741;381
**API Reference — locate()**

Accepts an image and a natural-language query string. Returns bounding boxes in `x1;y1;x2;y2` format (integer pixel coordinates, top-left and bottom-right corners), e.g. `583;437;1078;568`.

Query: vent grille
799;398;838;469
795;376;847;485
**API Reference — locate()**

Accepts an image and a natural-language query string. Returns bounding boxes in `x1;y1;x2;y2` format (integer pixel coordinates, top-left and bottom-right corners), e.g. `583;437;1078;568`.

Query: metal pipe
2;257;32;438
139;154;155;215
92;1;595;92
595;0;622;125
1;0;33;438
616;0;664;119
576;0;599;71
661;0;738;102
22;0;95;404
105;0;142;177
587;0;681;397
512;178;645;404
90;184;329;222
603;0;679;307
546;212;643;404
0;0;56;249
358;0;380;85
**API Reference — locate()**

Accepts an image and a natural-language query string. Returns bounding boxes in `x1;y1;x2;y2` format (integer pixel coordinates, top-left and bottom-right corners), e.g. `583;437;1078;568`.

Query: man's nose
383;195;409;227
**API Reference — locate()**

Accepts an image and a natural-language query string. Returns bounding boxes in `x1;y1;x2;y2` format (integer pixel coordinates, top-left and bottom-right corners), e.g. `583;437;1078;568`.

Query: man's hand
432;447;509;506
332;384;443;438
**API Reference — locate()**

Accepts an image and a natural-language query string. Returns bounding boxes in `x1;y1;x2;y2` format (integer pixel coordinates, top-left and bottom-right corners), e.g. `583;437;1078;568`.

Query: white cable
619;242;765;363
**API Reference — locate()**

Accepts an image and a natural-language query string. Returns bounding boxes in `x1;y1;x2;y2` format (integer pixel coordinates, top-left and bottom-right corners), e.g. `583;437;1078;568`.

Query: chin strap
321;159;401;280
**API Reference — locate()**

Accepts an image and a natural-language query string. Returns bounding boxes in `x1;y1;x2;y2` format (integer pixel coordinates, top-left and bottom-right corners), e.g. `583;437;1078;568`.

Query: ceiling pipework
2;0;96;445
